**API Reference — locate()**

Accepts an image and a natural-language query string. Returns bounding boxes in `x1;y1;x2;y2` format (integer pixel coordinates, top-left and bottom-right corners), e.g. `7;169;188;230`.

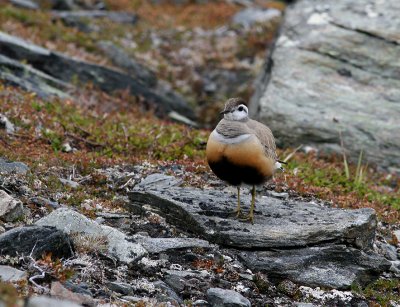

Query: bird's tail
275;161;285;172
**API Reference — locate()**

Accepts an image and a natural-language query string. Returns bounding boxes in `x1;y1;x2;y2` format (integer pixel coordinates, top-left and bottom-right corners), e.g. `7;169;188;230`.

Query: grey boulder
0;265;27;282
207;287;250;307
0;225;73;259
250;0;400;172
36;208;147;263
240;245;390;289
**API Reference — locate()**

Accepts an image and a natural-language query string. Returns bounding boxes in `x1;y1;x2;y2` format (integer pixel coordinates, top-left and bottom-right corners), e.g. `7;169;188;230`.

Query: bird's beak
220;110;230;115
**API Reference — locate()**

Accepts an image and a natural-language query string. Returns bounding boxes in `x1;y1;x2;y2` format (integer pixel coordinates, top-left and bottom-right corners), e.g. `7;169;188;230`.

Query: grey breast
215;118;252;138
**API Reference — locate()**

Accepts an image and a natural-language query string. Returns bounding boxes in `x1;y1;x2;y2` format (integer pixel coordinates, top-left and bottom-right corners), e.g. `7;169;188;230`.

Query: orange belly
206;134;274;185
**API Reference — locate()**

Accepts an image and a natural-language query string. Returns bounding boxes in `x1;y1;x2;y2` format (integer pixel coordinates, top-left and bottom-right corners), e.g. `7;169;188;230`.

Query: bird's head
220;98;249;121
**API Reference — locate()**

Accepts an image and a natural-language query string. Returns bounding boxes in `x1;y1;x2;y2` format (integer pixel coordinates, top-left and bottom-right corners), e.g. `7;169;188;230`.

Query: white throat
224;105;249;121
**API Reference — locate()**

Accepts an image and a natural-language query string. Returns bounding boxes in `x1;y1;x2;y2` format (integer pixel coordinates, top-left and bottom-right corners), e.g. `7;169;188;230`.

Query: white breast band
211;130;252;144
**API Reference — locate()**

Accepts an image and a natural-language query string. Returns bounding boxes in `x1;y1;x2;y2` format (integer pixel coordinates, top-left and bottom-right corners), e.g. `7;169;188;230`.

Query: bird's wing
246;119;277;160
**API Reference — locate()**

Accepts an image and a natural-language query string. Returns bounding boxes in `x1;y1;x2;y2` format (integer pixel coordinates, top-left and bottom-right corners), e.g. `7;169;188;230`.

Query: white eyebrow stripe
211;130;252;144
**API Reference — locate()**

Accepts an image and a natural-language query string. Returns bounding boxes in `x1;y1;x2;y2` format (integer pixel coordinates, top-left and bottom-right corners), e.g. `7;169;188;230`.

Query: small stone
393;230;400;245
50;281;94;306
377;241;398;261
389;260;400;274
30;197;60;209
0;190;24;222
107;282;134;295
232;8;281;28
238;273;253;281
153;280;183;305
122;296;142;303
193;300;210;306
61;143;73;153
265;191;289;199
63;281;92;296
163;270;202;293
0;114;15;134
206;287;251;307
0;265;27;282
0;158;29;175
26;296;82;307
59;178;80;189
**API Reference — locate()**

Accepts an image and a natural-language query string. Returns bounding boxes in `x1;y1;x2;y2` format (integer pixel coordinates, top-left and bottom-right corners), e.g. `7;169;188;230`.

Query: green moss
353;279;400;306
286;159;400;209
1;6;32;23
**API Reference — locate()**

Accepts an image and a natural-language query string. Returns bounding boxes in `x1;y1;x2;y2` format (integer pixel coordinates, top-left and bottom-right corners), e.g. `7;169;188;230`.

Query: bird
206;97;283;223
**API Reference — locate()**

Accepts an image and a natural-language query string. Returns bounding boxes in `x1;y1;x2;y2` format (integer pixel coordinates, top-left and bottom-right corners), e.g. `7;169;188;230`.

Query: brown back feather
246;119;277;160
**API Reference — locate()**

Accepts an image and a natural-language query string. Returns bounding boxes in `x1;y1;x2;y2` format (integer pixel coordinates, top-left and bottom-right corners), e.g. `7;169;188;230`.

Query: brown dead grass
106;0;241;29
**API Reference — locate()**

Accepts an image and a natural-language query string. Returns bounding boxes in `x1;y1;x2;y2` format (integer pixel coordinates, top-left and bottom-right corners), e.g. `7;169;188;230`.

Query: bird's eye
238;106;244;111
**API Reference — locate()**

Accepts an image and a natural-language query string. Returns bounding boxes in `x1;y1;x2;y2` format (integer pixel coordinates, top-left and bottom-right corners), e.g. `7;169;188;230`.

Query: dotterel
206;97;283;223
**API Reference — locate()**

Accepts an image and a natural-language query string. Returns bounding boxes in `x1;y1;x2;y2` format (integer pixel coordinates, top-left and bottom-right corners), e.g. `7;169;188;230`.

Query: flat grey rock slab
26;296;82;307
0;54;72;99
0;31;194;119
207;287;251;307
250;0;400;171
52;10;138;25
10;0;39;9
36;208;147;263
133;236;211;254
0;225;73;259
128;187;376;250
0;265;27;282
239;245;390;289
97;40;156;87
135;173;182;190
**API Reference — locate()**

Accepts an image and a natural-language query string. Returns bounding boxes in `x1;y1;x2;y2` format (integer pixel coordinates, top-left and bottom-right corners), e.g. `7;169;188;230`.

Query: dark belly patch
208;156;267;186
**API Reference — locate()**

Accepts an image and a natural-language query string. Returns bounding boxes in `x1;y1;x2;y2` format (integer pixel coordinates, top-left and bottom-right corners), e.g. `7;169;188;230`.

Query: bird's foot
239;213;254;224
229;209;245;219
234;208;242;218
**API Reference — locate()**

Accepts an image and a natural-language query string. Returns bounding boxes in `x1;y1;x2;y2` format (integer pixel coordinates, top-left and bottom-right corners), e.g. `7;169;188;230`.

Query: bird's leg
234;186;242;217
248;185;256;224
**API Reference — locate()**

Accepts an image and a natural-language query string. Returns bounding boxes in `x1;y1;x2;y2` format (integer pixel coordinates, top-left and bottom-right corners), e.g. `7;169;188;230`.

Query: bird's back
246;118;277;161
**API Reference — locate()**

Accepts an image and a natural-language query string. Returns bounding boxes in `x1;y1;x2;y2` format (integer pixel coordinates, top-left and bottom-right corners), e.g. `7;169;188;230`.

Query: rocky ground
1;0;400;306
